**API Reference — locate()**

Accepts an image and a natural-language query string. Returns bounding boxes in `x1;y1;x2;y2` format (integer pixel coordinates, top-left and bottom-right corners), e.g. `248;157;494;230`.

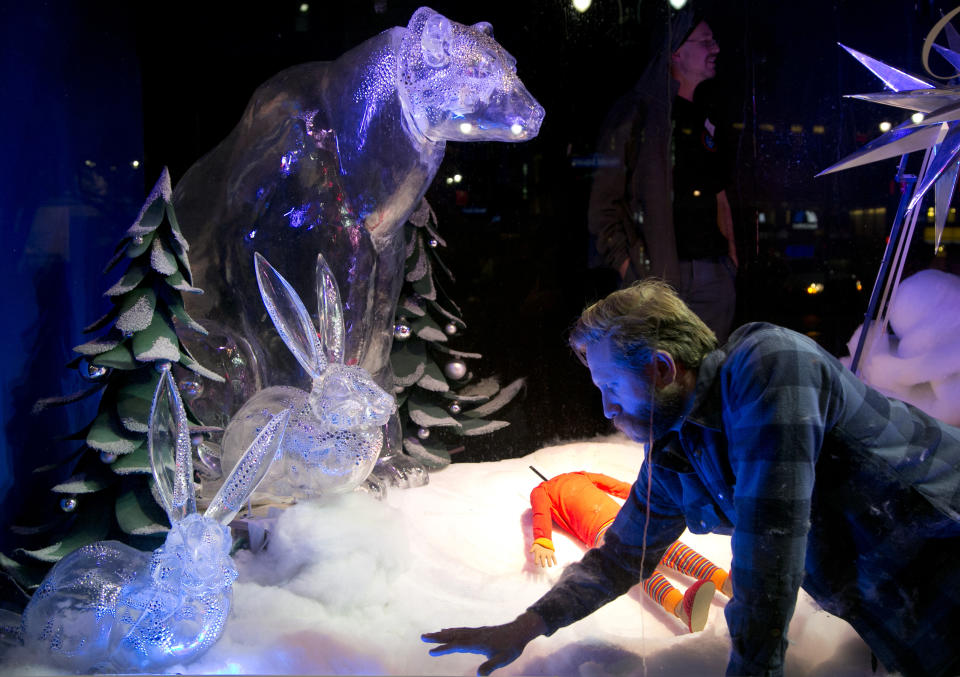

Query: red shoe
681;579;716;632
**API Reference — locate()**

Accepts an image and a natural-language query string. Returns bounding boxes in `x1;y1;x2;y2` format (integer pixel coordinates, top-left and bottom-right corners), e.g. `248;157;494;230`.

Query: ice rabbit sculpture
172;6;544;418
219;253;396;499
20;365;291;673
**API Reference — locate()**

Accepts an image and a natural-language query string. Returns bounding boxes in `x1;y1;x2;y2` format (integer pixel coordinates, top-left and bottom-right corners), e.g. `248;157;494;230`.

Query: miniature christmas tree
1;168;222;592
390;200;523;469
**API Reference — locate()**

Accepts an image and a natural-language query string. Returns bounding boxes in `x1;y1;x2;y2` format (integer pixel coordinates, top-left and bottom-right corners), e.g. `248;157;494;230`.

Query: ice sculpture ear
315;252;345;366
418;9;452;68
254;252;325;380
149;363;197;524
472;21;494;37
204;407;291;525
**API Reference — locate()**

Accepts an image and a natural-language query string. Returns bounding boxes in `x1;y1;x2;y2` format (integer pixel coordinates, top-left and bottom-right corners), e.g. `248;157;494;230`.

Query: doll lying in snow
529;470;731;632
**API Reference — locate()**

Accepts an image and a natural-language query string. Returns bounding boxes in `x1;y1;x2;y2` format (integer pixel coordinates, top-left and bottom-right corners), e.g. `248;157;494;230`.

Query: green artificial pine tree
390;200;524;469
0;168;222;594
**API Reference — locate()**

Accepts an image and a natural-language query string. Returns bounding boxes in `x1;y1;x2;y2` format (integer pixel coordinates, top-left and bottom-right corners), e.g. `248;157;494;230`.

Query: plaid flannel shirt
529;323;960;676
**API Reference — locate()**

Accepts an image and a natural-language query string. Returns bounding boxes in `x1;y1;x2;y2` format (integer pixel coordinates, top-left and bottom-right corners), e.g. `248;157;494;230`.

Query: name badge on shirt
702;117;717;151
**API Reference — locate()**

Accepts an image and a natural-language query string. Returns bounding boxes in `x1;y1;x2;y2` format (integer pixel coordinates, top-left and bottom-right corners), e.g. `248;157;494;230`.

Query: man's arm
588;153;633;277
716;189;737;268
721;330;834;675
527;464;686;634
588;100;644;278
424;462;686;674
423;529;679;676
422;610;548;677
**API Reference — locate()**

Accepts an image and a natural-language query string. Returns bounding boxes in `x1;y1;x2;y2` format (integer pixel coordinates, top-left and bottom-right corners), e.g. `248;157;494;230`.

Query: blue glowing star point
819;41;960;248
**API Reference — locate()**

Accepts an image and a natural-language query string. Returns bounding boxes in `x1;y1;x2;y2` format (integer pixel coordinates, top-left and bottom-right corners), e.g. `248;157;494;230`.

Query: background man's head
671;21;720;95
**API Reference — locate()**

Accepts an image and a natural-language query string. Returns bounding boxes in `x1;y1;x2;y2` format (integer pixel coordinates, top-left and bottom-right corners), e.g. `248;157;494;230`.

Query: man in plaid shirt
424;279;960;676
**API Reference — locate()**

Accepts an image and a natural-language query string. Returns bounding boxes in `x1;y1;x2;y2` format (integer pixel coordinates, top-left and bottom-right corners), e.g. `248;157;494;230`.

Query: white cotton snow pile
842;268;960;425
0;435;886;676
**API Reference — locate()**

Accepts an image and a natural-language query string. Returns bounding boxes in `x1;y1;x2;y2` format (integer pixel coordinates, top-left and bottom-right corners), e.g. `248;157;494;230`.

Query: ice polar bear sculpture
219;252;396;500
19;364;291;673
844;269;960;425
172;7;545;453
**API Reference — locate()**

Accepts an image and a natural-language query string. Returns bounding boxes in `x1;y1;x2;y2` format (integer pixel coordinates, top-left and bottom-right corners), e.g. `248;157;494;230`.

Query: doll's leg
642;571;714;632
659;541;731;597
642;571;684;618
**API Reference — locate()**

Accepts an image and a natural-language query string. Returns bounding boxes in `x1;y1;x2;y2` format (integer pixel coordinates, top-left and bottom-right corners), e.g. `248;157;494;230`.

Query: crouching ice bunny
18;364;291;673
218;252;396;502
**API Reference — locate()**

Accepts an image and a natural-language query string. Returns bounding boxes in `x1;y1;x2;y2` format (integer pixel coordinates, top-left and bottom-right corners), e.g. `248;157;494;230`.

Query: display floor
2;436;888;676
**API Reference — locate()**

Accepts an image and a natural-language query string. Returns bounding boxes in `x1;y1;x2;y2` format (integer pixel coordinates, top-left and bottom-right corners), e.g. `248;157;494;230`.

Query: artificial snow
1;435;887;676
128;167;173;231
134;335;180;362
115;291;156;333
149;237;179;276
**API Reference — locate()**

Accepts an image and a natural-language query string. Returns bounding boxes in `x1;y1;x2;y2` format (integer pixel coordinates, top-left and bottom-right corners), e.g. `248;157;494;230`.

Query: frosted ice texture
218;253;395;499
170;319;262;430
311;362;395;429
20;528;235;673
206;407;293;524
171;6;544;416
20;367;289;673
221;385;386;499
150;366;196;522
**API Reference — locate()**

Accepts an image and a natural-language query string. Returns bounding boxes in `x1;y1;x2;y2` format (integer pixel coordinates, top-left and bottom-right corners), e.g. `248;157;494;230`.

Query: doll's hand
530;543;556;568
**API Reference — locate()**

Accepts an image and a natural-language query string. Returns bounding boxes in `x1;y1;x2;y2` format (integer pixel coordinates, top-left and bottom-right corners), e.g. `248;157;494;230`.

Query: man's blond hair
569;279;717;371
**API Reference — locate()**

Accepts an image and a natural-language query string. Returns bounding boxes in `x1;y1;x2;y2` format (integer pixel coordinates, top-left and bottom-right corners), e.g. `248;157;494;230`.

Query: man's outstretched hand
421;610;548;676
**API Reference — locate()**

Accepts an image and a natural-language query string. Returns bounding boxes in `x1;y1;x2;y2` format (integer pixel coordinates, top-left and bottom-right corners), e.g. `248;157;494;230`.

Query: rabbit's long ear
255;252;326;379
204;407;291;525
316;252;345;365
149;363;196;524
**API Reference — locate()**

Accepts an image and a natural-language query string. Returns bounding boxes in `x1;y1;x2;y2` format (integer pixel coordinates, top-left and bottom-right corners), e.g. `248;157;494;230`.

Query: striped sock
661;541;728;592
642;571;683;615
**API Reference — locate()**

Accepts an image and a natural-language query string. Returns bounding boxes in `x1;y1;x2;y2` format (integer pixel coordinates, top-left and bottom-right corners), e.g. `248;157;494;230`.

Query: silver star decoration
818;31;960;250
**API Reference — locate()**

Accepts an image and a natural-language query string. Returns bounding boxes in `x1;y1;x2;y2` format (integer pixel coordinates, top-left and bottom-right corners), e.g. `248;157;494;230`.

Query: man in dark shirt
423;280;960;676
588;15;737;342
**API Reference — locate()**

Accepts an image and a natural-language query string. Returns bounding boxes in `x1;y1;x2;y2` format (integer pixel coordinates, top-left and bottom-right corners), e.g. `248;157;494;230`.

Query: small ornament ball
99;451;117;464
444;322;458;336
60;497;78;513
85;362;109;380
394;323;412;341
428;238;439;248
449;401;462;414
179;380;203;399
417;427;430;439
444;359;467;380
190;434;204;446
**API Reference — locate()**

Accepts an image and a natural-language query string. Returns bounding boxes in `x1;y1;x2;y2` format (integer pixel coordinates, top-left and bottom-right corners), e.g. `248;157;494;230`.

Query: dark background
3;0;959;543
